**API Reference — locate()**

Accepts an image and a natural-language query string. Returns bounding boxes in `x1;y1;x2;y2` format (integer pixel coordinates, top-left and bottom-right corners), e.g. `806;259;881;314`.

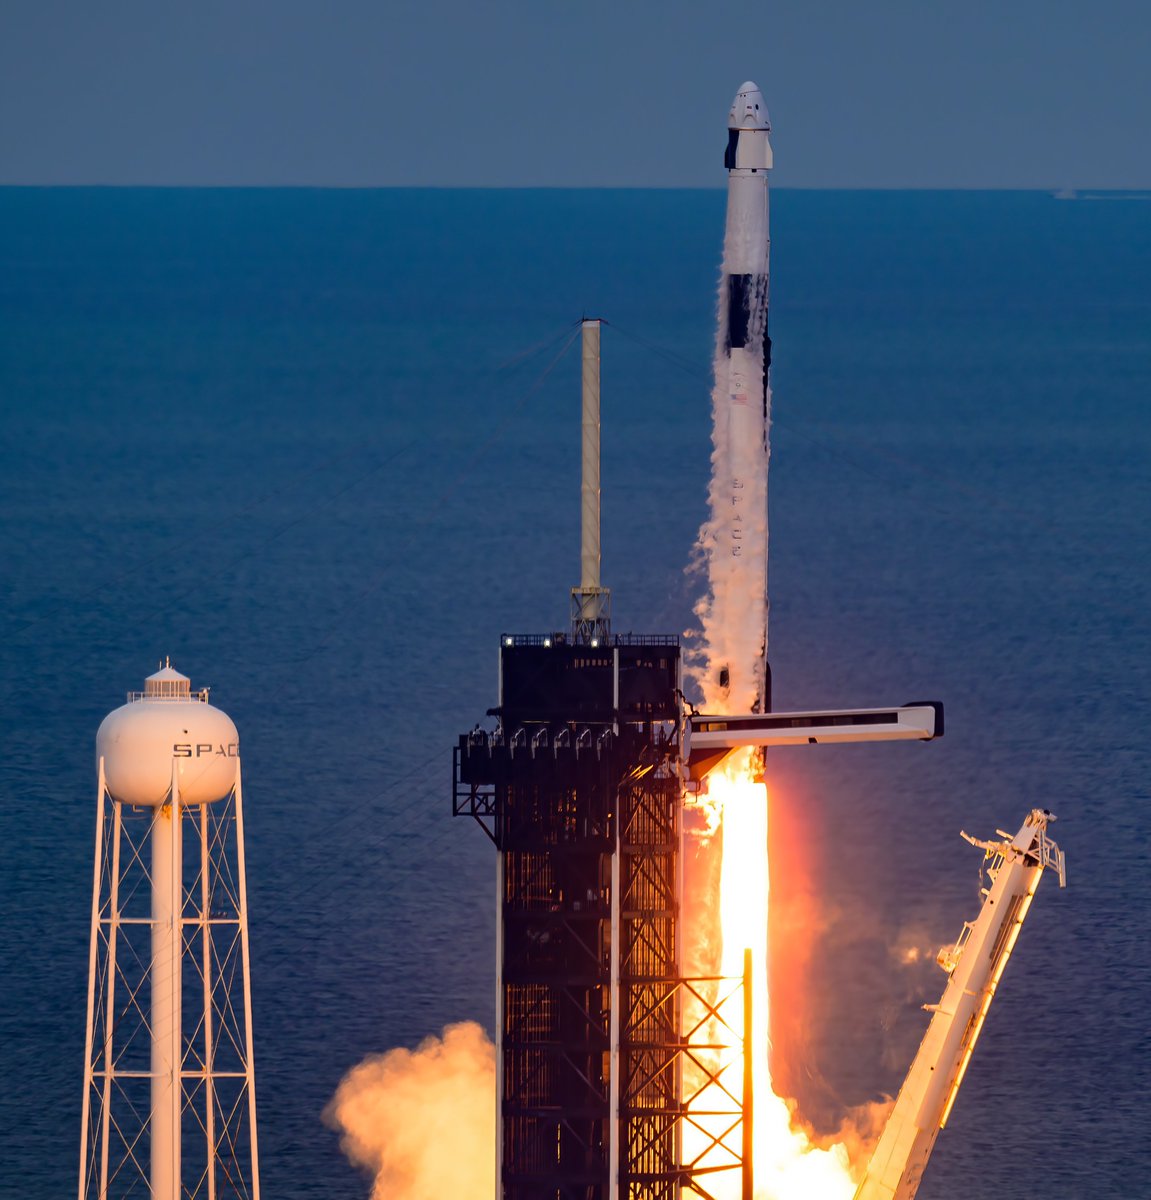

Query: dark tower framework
453;319;749;1199
454;635;748;1200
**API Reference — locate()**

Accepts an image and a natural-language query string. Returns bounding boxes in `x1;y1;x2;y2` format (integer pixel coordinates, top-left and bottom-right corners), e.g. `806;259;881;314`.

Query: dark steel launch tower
453;321;747;1200
454;635;684;1198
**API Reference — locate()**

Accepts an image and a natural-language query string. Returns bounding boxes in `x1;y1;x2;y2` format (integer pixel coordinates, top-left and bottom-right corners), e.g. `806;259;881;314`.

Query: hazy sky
2;0;1148;188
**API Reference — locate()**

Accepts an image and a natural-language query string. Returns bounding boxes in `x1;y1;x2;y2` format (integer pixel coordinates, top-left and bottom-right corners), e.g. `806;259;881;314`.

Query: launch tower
454;322;748;1199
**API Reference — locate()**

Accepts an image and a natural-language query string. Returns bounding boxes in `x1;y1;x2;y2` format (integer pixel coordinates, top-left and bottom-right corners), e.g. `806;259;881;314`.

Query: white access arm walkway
853;808;1066;1200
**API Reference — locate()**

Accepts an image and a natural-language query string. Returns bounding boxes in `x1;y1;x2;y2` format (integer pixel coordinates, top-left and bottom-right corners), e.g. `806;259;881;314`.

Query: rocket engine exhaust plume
325;1022;496;1200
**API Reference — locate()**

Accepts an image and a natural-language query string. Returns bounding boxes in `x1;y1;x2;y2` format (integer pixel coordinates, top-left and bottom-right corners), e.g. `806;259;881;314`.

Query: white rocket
699;82;774;714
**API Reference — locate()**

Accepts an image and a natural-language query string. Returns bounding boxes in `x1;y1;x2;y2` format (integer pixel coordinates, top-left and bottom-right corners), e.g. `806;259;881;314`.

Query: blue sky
2;0;1147;188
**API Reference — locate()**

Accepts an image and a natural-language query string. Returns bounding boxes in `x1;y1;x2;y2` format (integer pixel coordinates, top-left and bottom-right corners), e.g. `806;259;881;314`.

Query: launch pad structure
455;319;746;1199
453;85;1062;1200
452;321;945;1200
455;634;703;1198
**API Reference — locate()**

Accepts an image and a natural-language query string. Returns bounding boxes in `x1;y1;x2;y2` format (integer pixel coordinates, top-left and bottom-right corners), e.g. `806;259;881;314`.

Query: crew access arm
854;808;1066;1200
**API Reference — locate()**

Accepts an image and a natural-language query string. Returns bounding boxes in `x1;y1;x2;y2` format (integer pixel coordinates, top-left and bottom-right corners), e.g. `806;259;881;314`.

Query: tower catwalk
79;665;260;1200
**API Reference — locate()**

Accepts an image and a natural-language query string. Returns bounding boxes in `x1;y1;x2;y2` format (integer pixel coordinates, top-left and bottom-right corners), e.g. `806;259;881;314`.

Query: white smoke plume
325;1021;496;1200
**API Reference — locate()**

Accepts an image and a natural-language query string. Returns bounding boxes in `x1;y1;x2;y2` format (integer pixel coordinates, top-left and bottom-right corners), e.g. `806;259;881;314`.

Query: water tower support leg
78;763;106;1200
99;796;123;1200
234;764;262;1199
151;766;182;1200
200;799;216;1200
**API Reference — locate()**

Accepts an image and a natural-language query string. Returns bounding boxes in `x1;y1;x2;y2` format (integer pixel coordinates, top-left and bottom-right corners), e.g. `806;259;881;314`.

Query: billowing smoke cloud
325;1022;496;1200
790;1097;896;1183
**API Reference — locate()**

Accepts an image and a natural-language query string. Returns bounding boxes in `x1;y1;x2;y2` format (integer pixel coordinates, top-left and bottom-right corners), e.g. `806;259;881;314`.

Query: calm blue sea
0;188;1147;1199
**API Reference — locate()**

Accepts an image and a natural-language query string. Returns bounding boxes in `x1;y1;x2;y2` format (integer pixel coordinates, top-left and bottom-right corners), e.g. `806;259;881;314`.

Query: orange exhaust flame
684;750;859;1200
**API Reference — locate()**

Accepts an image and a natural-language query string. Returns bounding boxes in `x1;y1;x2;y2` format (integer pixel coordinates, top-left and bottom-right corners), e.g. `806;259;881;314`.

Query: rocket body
696;83;773;714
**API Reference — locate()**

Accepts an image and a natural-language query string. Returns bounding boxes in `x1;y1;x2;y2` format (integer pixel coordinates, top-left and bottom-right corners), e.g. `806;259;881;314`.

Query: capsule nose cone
729;81;770;132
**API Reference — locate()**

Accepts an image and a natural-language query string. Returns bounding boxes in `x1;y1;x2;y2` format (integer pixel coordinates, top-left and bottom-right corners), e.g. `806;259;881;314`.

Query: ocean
0;187;1147;1198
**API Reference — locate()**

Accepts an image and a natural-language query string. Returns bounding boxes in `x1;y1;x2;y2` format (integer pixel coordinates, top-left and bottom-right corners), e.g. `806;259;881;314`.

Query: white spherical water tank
97;663;239;806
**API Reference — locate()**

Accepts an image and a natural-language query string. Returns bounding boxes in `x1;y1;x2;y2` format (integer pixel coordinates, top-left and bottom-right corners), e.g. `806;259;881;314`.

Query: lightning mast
571;318;612;645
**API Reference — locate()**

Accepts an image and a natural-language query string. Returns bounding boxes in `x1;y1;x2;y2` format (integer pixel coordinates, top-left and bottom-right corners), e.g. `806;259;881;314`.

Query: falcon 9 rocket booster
697;81;773;714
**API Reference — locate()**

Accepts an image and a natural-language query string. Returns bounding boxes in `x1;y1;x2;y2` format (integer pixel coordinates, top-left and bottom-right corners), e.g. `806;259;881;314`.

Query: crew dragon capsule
710;81;773;714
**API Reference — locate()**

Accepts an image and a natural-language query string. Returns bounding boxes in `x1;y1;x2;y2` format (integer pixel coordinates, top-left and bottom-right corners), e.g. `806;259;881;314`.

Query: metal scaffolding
454;636;750;1200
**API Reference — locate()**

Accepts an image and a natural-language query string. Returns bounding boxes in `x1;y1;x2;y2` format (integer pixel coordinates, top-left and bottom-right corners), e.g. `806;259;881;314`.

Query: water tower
79;663;260;1200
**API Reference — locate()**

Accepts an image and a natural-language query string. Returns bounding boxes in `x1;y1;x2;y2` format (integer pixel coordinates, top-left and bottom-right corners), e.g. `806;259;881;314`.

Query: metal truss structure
79;763;260;1200
454;635;750;1200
